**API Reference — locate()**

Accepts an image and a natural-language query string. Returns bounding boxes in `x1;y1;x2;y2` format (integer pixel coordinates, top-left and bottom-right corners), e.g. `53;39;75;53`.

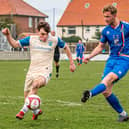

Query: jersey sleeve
100;29;107;44
18;36;30;47
57;37;66;48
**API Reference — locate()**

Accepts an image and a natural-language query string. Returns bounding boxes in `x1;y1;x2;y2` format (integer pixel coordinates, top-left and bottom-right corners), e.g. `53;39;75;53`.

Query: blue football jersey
100;21;129;57
76;43;85;53
119;21;129;56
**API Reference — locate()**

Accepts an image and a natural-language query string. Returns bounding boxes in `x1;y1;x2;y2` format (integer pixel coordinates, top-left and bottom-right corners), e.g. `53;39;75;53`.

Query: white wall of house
57;25;105;42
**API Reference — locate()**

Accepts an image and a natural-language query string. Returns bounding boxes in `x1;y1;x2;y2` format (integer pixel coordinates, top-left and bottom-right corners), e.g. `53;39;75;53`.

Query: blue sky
23;0;70;30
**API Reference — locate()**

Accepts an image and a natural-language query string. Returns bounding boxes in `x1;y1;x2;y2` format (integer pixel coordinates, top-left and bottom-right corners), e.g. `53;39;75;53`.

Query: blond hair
103;5;117;15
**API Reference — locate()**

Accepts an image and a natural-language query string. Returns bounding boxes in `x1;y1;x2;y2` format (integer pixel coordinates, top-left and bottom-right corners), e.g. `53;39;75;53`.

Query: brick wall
13;16;45;35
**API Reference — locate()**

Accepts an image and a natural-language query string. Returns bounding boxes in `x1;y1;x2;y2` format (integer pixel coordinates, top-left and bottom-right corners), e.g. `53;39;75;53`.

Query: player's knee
102;74;117;86
31;81;39;90
102;91;111;97
102;87;112;97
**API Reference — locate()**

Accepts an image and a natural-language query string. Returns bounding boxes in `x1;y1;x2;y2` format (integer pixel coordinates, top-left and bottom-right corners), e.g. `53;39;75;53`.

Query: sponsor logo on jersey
48;41;53;46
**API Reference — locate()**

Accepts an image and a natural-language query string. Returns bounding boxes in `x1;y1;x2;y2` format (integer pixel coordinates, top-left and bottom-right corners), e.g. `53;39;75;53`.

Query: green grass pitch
0;60;129;129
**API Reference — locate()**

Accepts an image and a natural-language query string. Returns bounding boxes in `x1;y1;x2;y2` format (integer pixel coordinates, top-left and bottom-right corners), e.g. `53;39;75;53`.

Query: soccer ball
25;95;41;110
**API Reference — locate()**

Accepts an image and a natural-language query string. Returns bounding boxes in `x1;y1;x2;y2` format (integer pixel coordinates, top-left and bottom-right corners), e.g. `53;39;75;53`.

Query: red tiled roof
0;0;47;17
57;0;129;26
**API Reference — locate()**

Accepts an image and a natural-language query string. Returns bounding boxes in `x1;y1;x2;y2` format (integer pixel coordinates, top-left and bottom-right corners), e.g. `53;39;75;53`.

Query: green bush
0;18;13;30
62;36;81;43
92;31;101;40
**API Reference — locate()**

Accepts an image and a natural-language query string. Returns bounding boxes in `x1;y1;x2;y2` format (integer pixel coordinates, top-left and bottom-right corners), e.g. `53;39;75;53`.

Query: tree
92;31;101;40
62;36;81;43
0;17;14;30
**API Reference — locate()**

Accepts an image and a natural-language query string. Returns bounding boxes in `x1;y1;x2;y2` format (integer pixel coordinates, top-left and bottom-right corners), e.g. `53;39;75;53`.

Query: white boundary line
56;100;82;106
0;96;82;107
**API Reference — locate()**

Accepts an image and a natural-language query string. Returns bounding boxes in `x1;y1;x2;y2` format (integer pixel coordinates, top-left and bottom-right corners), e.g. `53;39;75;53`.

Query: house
57;0;129;41
0;0;48;36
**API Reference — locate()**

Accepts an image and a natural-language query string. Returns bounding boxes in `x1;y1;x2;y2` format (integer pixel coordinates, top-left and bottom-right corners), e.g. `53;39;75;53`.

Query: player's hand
83;57;90;64
2;28;10;36
70;63;76;72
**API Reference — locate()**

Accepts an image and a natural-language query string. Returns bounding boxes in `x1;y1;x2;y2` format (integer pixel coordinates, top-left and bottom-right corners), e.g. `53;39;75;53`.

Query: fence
0;24;16;51
0;51;30;60
66;42;109;54
0;51;108;61
0;31;11;51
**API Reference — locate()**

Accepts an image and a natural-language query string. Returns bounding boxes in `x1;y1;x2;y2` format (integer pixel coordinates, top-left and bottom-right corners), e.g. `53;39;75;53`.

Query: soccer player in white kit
2;22;76;120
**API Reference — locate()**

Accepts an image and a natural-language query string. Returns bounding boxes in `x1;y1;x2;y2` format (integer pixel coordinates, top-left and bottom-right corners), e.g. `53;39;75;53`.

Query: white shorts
24;72;51;92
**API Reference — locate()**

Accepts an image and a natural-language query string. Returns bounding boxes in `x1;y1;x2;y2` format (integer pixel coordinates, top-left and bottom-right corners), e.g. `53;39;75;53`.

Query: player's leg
54;54;60;78
55;62;60;78
102;75;125;118
55;60;60;78
28;76;46;95
103;88;128;122
29;76;47;120
81;59;129;121
16;77;33;119
81;72;118;102
76;52;80;64
81;72;128;122
81;58;117;102
103;60;129;122
103;84;124;114
16;76;47;120
81;64;128;101
79;53;83;65
99;61;129;121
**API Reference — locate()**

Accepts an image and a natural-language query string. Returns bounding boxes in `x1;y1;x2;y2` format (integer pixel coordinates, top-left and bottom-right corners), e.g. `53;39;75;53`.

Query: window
62;28;65;33
68;27;76;34
85;26;90;32
96;26;100;32
112;2;117;7
35;18;38;28
84;3;90;8
28;17;32;28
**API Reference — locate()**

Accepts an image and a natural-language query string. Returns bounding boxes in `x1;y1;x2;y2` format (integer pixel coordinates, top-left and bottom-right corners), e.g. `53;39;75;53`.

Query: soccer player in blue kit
76;39;85;65
81;5;129;122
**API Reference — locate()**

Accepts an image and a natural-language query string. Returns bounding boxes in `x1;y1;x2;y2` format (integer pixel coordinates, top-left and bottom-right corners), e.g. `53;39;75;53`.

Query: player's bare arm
2;28;20;48
84;42;105;64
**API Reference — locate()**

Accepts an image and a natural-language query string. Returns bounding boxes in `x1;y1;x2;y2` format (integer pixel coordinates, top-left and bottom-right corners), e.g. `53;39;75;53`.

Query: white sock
119;111;127;116
89;92;92;98
21;104;29;113
32;109;40;115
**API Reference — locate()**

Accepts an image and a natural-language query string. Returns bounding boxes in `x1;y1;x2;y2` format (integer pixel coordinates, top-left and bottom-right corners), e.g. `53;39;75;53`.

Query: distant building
57;0;129;42
0;0;48;36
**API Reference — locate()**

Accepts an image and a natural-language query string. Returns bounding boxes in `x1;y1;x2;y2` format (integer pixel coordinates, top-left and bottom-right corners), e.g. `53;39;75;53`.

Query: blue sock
80;59;82;64
106;93;123;113
90;83;106;97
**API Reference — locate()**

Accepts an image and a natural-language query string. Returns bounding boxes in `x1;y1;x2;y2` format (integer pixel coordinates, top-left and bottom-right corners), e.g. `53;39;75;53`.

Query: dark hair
37;21;51;33
103;5;117;15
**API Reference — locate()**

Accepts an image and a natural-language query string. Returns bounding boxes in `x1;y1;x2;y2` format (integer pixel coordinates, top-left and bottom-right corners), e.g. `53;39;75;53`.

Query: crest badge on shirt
106;31;110;35
118;71;122;75
113;35;120;45
48;41;53;46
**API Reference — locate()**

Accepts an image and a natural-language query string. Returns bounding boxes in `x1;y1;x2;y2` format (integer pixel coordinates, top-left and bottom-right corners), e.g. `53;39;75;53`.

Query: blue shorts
76;52;83;59
102;57;129;81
